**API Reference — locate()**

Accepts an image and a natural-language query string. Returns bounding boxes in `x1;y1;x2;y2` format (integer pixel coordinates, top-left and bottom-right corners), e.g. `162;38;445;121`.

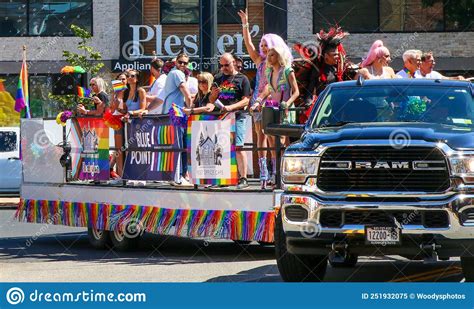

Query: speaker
52;73;85;95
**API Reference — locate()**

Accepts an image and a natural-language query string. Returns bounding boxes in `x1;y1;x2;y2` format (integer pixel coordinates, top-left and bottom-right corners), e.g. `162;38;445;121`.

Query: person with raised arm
238;9;292;188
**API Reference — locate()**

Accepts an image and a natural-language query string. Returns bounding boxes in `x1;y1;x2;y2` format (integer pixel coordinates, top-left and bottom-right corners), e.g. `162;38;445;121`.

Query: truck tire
110;223;141;251
461;256;474;282
329;253;358;268
87;228;110;249
275;212;327;282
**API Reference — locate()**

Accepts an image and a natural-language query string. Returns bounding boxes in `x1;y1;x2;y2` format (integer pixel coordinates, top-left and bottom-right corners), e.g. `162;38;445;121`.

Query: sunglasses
198;80;207;84
89;83;96;86
128;74;137;78
177;60;188;65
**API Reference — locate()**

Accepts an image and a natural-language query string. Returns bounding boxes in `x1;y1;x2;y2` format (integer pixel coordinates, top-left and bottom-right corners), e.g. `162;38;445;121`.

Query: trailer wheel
87;228;110;249
110;222;142;251
461;256;474;282
275;212;327;282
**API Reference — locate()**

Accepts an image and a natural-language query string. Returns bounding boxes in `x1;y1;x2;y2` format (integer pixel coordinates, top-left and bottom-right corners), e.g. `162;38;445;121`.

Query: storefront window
313;0;378;32
0;0;92;37
160;0;246;24
0;1;28;36
379;0;443;31
313;0;474;32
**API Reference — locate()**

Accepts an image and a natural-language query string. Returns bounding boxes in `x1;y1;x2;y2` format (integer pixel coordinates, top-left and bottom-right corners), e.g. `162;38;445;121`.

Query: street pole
199;0;218;73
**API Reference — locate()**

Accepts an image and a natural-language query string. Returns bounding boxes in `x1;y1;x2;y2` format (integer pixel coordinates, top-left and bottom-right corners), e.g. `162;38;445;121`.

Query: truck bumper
279;192;474;257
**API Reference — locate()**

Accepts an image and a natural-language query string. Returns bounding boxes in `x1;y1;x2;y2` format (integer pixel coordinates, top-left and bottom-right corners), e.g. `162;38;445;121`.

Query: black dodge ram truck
271;79;474;282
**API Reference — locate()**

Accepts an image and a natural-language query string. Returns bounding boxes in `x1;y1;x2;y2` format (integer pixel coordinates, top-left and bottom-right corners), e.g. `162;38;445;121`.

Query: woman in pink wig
357;40;396;79
238;9;293;188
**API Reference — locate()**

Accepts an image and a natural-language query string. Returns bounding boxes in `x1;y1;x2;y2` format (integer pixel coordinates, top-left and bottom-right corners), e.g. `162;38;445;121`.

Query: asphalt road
0;210;466;282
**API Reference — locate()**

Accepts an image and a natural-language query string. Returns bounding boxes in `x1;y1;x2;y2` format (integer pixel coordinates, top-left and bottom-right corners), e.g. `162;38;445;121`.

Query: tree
49;24;105;110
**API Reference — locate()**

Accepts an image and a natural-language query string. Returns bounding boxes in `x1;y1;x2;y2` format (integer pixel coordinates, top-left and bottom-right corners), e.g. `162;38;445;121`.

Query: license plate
365;226;400;245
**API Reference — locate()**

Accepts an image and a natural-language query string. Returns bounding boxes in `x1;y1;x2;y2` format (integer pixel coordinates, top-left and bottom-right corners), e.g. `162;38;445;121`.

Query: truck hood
289;122;474;152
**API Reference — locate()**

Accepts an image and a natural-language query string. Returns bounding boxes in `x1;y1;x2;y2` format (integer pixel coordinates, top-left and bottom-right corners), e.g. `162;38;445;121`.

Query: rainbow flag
77;86;90;98
14;55;30;118
111;80;127;92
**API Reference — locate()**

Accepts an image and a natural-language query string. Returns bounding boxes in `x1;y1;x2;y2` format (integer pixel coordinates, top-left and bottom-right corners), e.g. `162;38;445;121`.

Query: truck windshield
313;86;474;128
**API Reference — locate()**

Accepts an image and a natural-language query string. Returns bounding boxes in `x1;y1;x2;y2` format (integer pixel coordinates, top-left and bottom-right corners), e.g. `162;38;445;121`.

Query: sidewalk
0;197;20;209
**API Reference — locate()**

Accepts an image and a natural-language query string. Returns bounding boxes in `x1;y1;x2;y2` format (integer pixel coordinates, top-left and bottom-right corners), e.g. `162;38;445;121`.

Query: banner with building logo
188;113;237;185
123;117;180;181
70;117;110;181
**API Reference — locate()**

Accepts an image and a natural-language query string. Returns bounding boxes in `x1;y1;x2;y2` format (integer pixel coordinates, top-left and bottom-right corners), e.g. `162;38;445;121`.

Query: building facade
288;0;474;74
0;0;272;119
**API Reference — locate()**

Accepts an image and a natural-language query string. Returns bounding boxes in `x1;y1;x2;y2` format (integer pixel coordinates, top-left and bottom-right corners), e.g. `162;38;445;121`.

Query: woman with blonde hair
184;72;215;114
253;46;299;187
357;40;396;79
77;76;109;116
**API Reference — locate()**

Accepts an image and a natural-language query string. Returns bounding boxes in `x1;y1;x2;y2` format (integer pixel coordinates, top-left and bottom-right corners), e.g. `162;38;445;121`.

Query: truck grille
319;210;448;228
317;146;450;192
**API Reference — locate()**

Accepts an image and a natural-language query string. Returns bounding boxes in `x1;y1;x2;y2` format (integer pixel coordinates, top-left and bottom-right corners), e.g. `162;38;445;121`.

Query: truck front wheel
275;212;327;282
461;256;474;282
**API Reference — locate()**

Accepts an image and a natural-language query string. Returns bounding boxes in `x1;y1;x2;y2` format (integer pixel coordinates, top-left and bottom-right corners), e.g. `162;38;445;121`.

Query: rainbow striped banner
16;199;275;242
187;113;238;185
76;86;91;98
69;118;110;181
111;80;127;92
123;117;180;181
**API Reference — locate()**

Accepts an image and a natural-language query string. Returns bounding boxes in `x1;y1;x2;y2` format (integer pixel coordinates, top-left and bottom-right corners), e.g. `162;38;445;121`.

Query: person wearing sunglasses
155;52;193;186
77;77;108;116
122;70;147;120
396;49;422;78
210;53;251;189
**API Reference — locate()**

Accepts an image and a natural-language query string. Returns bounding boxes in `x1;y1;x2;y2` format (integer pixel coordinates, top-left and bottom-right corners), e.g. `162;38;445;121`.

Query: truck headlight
449;157;474;180
282;156;320;184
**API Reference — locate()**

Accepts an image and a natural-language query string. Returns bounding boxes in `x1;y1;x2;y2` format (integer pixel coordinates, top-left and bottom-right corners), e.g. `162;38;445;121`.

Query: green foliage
50;24;105;110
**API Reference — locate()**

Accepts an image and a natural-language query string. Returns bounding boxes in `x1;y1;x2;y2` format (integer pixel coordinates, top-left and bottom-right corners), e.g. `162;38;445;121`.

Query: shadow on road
0;232;276;266
206;258;464;282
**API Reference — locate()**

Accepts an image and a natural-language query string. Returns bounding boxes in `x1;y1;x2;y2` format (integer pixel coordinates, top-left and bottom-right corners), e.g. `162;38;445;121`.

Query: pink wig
259;33;293;62
360;40;389;67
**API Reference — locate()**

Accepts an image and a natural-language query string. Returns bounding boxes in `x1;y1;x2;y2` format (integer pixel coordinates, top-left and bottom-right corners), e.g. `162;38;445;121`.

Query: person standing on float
238;9;292;188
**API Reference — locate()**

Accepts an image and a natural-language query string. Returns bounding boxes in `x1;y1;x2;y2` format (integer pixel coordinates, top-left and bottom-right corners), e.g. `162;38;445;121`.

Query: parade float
15;110;276;249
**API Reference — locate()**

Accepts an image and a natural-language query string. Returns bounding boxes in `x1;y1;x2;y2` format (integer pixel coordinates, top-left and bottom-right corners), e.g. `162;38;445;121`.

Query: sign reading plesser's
123;117;180;181
188;114;237;185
